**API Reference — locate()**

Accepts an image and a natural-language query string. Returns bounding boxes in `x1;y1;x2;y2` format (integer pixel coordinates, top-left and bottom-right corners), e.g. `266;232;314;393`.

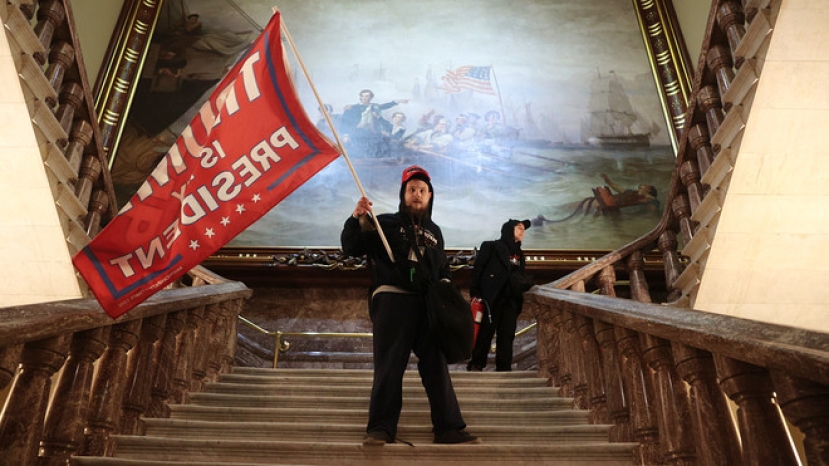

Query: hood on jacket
398;165;434;219
500;219;530;250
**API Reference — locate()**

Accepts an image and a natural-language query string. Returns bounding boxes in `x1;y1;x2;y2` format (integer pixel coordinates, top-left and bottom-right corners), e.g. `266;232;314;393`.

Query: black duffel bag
425;280;474;364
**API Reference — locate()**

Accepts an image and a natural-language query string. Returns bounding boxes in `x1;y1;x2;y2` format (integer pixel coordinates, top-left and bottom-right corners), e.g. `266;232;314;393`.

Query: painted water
230;144;675;251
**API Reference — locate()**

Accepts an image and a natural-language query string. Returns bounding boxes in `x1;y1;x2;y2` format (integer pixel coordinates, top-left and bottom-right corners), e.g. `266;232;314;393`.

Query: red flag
73;12;340;318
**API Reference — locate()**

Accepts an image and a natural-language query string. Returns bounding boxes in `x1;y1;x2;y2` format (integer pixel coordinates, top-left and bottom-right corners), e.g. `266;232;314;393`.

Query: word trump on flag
73;12;340;318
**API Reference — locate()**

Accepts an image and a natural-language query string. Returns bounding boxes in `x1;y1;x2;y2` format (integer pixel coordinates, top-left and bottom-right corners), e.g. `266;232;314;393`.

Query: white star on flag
70;11;342;319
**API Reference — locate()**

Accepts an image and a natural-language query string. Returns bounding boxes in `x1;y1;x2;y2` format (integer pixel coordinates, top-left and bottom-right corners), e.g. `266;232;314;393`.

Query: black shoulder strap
405;223;432;284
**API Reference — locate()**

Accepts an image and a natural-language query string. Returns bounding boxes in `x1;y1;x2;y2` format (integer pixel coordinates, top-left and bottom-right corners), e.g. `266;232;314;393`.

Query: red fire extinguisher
470;297;485;349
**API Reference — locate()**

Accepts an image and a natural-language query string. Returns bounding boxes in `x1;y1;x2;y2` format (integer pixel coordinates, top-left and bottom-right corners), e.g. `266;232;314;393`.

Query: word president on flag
73;12;341;318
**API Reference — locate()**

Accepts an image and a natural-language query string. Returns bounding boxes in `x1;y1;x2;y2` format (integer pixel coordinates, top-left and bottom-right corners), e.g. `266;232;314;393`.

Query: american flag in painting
439;65;496;95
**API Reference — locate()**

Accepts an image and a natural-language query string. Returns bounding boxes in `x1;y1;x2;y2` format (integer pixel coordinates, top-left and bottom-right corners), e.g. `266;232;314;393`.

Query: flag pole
489;65;508;127
275;9;396;263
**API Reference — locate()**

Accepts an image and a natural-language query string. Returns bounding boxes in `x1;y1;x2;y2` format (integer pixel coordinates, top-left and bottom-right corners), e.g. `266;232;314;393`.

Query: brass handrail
515;322;537;337
238;316;372;367
238;315;537;368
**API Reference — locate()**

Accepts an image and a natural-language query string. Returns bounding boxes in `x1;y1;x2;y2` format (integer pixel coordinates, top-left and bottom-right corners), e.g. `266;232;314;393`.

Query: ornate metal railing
526;1;829;464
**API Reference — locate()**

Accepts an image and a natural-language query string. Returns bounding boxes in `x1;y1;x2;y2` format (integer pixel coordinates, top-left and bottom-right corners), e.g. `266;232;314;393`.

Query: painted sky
186;0;670;145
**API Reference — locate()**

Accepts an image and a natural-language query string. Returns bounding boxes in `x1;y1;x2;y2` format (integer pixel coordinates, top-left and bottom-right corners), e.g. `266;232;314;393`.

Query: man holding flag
73;12;341;318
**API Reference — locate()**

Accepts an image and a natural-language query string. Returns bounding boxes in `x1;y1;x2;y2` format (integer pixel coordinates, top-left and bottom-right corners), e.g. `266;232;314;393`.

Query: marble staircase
71;368;637;465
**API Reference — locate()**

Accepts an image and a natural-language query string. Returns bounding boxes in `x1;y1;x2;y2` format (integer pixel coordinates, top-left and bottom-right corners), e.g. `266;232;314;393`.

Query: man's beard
404;203;429;219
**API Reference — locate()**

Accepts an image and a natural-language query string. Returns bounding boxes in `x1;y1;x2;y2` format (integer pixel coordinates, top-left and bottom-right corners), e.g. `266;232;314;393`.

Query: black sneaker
362;430;393;446
433;429;481;444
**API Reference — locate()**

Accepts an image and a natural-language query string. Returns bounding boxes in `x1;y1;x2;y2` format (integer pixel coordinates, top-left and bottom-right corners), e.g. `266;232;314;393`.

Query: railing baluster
148;310;188;419
84;190;109;237
673;344;742;466
688;124;714;179
0;335;71;466
771;372;829;466
206;304;227;382
641;335;697;465
38;328;108;466
707;44;736;108
120;314;167;435
54;82;83;145
616;327;662;465
716;357;800;465
596;266;617;297
698;85;725;151
81;320;141;457
627;252;651;303
32;0;65;65
576;314;608;424
44;41;74;105
658;230;684;302
567;281;589;409
680;160;704;213
716;1;747;68
191;305;218;391
594;320;632;443
529;303;560;386
0;345;24;390
550;307;572;398
170;306;205;404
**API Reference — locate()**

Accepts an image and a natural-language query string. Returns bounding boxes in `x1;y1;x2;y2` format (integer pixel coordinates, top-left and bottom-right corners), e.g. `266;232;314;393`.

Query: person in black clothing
467;219;533;372
341;165;480;446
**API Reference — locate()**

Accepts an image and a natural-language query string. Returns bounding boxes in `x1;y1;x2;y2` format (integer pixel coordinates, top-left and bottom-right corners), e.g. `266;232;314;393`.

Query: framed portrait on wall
108;0;688;253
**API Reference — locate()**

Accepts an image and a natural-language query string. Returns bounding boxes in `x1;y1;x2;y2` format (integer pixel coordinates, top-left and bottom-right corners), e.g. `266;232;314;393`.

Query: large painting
110;0;676;251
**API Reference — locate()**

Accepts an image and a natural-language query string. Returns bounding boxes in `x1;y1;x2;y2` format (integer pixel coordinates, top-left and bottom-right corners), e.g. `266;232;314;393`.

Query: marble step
187;391;574;411
230;367;539;378
142;418;612;444
219;371;549;388
74;437;638;465
167;404;591;426
200;381;559;398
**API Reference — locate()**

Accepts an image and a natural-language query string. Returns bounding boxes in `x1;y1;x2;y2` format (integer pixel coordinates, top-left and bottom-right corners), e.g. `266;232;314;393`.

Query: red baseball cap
401;165;430;184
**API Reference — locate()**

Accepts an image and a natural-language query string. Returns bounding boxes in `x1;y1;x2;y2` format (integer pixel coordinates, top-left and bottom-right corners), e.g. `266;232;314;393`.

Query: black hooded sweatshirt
341;177;451;295
469;220;527;305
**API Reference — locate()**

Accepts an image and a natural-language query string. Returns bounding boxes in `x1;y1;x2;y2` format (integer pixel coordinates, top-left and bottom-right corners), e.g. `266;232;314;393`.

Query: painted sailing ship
587;71;651;149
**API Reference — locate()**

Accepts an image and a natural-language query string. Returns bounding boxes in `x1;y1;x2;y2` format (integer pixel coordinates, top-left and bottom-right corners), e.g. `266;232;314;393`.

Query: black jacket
341;212;451;293
470;223;527;306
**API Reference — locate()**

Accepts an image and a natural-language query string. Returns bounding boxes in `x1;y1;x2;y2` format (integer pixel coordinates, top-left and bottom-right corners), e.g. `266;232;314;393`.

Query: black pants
367;292;466;438
468;291;520;371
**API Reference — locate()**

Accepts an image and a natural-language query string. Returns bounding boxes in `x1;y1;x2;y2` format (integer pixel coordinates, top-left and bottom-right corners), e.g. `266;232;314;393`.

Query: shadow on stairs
71;368;637;465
